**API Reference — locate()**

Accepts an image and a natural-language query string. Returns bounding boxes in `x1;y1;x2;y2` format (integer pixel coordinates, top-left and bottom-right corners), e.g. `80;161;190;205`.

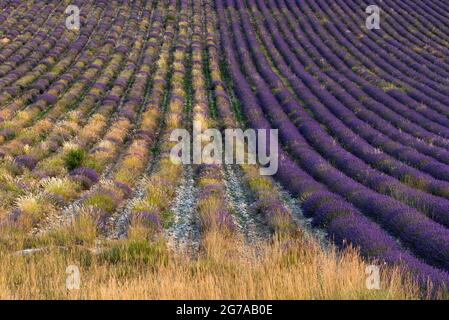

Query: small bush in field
64;148;86;170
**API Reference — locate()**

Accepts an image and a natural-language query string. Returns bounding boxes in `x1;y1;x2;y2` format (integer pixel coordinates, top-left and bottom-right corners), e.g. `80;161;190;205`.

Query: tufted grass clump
64;148;86;171
41;178;81;202
84;193;117;214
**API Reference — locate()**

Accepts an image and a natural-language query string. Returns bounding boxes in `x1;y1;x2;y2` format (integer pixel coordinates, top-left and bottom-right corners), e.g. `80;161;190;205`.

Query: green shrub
64;149;86;171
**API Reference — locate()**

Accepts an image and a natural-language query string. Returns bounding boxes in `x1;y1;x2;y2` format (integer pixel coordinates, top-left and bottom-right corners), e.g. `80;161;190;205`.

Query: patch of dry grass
0;227;421;300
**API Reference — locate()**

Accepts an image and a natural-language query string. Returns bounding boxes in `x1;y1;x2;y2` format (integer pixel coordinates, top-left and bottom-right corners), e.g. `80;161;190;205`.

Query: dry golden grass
0;227;422;300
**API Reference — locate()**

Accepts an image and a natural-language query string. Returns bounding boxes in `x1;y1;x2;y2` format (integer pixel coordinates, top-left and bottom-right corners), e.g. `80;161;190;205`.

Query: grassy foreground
0;217;424;300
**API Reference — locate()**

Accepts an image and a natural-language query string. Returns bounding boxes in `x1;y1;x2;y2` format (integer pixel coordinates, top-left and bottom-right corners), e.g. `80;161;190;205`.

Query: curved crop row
215;0;449;289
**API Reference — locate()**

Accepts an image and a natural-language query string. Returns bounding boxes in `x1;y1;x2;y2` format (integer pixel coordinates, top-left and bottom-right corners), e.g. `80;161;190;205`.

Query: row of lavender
0;0;292;256
126;0;294;245
1;0;448;293
214;0;449;290
249;0;449;255
247;0;449;228
271;0;449;271
0;0;160;227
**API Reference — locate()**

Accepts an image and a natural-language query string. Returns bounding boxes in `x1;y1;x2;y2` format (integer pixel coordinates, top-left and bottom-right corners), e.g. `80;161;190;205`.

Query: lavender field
0;0;448;300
